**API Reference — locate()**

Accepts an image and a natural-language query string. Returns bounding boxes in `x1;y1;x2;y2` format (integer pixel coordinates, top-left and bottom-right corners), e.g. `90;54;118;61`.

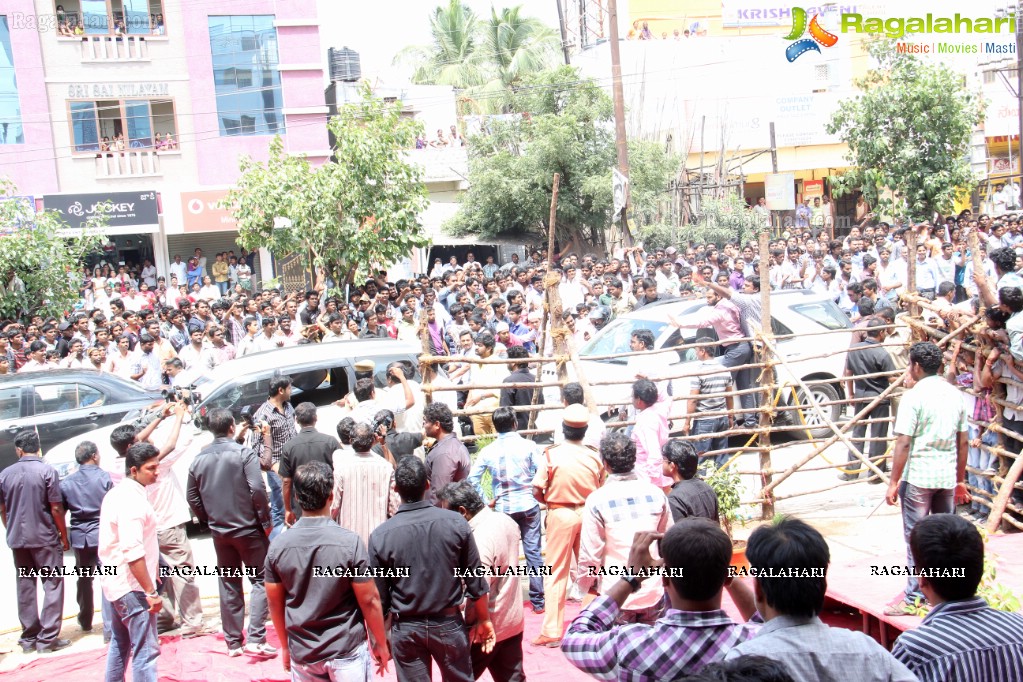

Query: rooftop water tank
328;47;361;82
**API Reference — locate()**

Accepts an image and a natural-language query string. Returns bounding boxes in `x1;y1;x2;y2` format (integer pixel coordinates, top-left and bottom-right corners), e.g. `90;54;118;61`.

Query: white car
541;290;854;439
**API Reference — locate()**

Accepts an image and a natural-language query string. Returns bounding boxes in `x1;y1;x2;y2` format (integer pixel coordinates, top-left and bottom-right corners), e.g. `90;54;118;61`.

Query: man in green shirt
885;342;969;615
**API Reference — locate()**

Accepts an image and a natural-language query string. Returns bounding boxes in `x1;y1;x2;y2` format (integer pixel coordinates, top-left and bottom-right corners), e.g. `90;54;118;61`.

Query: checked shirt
562;594;758;681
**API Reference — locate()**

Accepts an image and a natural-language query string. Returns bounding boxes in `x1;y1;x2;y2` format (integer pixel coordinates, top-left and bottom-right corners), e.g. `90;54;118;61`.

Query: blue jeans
391;614;473;682
217;281;229;295
267;470;285;539
719;341;755;425
692;416;730;469
508;506;544;609
899;481;954;602
106;590;159;682
291;642;369;682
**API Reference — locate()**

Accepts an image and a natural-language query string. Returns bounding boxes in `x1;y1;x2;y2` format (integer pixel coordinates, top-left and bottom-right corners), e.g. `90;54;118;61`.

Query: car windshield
580;318;669;364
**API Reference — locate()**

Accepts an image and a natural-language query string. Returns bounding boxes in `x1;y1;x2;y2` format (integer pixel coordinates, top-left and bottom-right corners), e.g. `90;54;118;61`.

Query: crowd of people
4;205;1023;680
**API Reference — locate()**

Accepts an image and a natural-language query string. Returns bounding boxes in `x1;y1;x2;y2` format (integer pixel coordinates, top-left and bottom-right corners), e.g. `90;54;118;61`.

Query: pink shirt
99;478;160;602
683;298;743;342
632;406;670;487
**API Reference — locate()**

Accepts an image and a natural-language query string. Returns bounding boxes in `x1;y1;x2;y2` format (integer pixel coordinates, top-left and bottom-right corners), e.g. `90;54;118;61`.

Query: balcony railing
94;150;162;178
79;35;150;62
406;147;469;184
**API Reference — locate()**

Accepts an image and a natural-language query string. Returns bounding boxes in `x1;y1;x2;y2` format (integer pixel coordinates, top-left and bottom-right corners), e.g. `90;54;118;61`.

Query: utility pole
769;121;779;236
607;0;632;245
555;0;571;65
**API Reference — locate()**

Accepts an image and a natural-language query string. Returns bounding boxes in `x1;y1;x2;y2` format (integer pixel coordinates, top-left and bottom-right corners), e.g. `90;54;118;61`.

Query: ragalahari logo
783;7;838;62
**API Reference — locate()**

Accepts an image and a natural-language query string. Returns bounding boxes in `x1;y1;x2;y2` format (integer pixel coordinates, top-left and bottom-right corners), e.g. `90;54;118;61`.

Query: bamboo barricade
409;234;1023;531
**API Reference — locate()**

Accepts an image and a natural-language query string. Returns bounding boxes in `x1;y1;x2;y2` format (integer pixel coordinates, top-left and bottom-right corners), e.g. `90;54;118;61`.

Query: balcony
92;150;165;178
78;35;150;62
406;147;469;185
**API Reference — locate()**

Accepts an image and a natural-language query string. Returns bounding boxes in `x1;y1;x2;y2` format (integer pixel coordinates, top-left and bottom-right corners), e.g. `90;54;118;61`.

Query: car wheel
790;382;841;440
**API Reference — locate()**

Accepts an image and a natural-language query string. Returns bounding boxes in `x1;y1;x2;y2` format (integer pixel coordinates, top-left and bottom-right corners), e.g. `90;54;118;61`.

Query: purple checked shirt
562;594;760;681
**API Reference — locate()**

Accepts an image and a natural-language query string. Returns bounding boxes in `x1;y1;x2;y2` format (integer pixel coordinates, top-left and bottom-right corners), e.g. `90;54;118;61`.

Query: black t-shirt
667;478;719;523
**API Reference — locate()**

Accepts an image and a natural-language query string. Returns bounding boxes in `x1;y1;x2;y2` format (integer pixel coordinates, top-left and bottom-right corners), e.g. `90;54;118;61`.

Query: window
579;318;669;365
208;15;283;137
0;17;23;144
0;386;20;420
791;302;851;331
33;383;104;413
69;98;176;152
56;1;166;36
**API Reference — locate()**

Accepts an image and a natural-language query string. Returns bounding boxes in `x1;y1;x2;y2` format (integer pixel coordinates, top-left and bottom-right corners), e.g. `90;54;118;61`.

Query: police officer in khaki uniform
530;404;603;647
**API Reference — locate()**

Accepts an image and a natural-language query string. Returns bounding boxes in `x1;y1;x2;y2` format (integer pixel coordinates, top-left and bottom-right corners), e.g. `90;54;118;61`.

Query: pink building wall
180;0;328;186
0;0;59;195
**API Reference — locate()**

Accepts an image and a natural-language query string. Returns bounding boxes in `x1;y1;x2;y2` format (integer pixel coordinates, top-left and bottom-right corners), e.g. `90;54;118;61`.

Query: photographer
371;409;422;462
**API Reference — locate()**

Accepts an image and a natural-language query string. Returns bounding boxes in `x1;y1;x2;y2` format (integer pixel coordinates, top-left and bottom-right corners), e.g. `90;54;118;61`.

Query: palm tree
394;1;560;114
471;6;560;113
392;0;488;91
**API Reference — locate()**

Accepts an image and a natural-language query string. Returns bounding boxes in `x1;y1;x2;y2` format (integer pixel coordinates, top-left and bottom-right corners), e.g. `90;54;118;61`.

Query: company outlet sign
43;191;159;230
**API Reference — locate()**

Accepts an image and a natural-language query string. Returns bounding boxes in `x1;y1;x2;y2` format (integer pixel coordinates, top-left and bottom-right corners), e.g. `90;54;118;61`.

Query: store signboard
43;190;158;230
803;180;825;199
765;173;796;210
180;189;238;233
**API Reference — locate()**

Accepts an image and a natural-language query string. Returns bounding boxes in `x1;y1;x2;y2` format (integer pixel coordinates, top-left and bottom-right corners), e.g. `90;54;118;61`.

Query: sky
316;0;562;84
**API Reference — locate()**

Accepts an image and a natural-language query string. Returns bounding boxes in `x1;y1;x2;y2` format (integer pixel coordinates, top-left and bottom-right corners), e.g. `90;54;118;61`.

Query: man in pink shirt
670;290;754;427
630;379;670;489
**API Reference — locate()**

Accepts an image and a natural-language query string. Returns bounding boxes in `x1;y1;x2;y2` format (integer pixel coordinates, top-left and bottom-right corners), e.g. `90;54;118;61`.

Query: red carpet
0;602;607;682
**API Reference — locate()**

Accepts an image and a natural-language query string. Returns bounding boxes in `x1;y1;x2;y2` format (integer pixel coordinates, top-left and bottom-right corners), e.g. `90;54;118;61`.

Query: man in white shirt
141;406;205;636
577;432;670;625
99;442;163;681
169;256;187;288
141;260;158;288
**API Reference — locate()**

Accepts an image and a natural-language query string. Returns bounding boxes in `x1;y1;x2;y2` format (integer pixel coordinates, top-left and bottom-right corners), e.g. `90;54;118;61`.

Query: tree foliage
446;67;678;248
826;39;984;220
394;0;559;114
226;85;429;289
0;178;104;320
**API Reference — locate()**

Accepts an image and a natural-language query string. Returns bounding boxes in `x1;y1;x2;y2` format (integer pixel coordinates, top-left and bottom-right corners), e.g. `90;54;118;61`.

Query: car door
0;385;26;471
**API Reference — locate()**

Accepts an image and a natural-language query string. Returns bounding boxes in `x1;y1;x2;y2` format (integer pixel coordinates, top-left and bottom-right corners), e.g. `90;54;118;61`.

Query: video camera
162;384;200;407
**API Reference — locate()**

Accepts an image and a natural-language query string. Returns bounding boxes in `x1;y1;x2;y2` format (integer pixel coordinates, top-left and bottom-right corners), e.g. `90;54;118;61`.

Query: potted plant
704;463;749;570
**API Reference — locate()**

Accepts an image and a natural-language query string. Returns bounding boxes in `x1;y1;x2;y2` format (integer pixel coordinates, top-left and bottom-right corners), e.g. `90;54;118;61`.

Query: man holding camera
252;376;297;536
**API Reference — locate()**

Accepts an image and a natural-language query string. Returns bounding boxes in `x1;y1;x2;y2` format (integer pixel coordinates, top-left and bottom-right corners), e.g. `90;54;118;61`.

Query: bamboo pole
986;448;1023;533
757;231;775;520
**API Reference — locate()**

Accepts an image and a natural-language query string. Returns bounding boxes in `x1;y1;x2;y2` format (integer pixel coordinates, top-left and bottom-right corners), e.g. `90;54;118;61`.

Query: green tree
394;0;559;114
446;67;678;249
826;40;984;220
226;85;429;289
0;179;104;320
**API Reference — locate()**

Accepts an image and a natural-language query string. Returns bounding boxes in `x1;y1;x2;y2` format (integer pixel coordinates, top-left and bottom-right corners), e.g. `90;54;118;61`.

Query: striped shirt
690;359;733;415
892;597;1023;682
894;375;967;489
253;400;297;466
728;292;762;337
330;450;398;546
562;595;759;681
578;473;671;611
468;432;539;514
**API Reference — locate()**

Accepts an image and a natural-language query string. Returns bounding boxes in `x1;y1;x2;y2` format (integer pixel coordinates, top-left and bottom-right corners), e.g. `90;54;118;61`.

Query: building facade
0;0;329;283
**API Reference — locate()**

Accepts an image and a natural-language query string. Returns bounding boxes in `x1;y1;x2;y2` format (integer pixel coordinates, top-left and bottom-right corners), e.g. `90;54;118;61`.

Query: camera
372;413;394;435
162;384;199;406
